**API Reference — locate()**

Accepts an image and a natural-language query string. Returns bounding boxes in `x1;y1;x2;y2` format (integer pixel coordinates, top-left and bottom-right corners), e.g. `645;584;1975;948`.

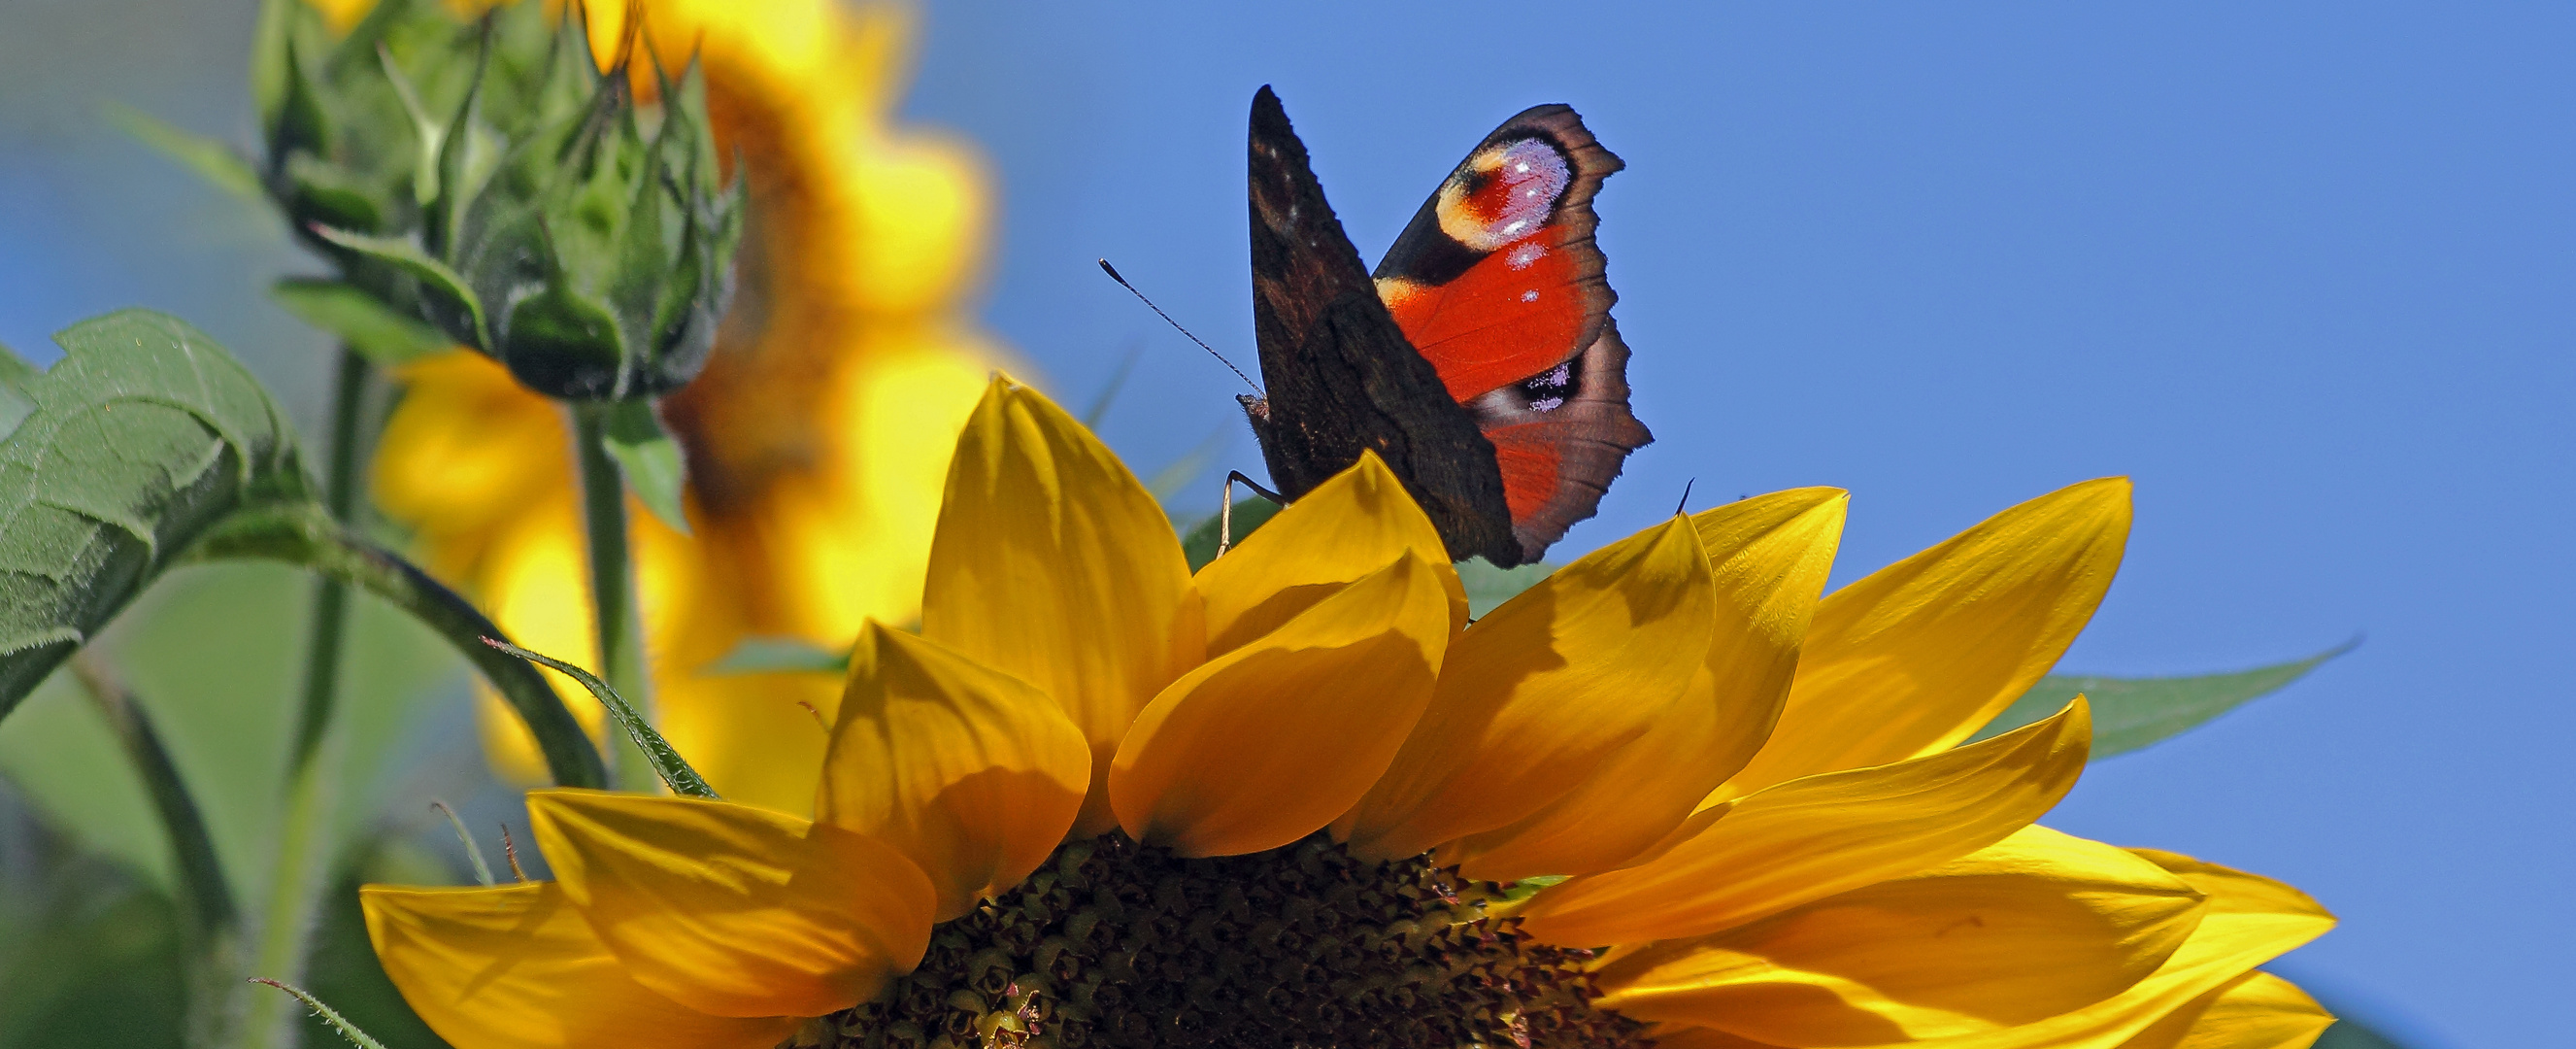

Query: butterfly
1238;85;1649;568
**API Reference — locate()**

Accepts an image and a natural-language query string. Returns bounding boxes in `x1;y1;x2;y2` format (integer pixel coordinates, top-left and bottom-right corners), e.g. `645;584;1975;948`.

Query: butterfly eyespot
1434;138;1571;252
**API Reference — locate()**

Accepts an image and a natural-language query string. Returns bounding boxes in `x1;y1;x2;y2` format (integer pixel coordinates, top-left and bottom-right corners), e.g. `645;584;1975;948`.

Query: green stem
183;503;609;790
69;654;244;1049
241;347;367;1049
570;402;656;792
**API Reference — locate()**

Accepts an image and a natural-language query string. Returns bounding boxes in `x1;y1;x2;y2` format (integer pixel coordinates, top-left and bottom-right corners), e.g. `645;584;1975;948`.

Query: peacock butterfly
1239;85;1649;568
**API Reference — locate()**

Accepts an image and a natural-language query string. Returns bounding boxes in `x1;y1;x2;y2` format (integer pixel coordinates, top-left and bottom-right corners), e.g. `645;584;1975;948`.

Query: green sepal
484;638;719;798
307;224;489;350
500;280;624;398
372;46;447;208
0;310;315;720
269;278;453;366
1971;639;2359;758
706;635;853;677
598;399;691;535
103;103;265;203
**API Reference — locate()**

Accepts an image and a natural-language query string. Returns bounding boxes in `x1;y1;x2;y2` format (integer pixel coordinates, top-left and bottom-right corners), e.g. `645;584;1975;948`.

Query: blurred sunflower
361;379;2337;1049
362;0;1001;812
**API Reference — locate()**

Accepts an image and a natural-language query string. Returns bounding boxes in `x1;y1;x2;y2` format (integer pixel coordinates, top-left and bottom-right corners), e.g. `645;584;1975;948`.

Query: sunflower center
790;832;1649;1049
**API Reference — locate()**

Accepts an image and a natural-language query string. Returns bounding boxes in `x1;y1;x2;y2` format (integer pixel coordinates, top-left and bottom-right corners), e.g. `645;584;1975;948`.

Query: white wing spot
1521;289;1540;302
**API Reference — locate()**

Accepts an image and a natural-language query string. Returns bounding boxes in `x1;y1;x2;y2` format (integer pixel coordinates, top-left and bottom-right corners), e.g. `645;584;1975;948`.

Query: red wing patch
1372;104;1647;560
1373;106;1623;403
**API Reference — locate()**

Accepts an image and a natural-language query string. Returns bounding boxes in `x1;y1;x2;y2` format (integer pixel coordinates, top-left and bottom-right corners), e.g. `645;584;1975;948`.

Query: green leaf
269;279;453;367
0;344;36;443
705;635;850;677
1970;639;2358;758
103;103;264;203
1457;558;1557;620
598;400;690;534
0;311;315;721
307;225;489;351
483;638;717;798
1179;496;1283;572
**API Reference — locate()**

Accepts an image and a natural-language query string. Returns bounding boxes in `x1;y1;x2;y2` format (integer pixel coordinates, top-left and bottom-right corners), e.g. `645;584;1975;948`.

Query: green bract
259;0;743;400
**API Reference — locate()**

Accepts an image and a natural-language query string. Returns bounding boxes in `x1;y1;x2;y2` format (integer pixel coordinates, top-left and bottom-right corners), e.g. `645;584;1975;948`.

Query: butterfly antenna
1098;258;1262;395
1674;478;1696;517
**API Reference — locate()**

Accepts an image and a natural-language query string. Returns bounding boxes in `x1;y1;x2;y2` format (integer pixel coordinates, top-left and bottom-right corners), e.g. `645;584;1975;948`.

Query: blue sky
1;2;2566;1045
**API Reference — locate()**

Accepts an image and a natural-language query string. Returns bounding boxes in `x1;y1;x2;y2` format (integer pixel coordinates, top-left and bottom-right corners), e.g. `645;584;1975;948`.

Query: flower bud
260;0;742;401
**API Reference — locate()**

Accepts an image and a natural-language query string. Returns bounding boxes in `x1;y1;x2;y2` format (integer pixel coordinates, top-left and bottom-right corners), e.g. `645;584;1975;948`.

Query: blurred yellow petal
819;623;1091;920
360;882;794;1049
372;353;566;572
1111;552;1453;857
921;377;1192;833
526;790;935;1019
1518;699;2092;947
2114;972;2333;1049
1717;478;2131;801
1188;451;1465;658
1441;491;1849;879
1834;853;2334;1049
1596;827;2207;1047
1344;517;1719;863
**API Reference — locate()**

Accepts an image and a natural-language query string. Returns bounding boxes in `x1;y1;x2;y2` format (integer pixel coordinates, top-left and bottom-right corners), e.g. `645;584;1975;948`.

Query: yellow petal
1110;552;1453;857
1188;451;1466;658
1715;478;2131;801
1808;854;2333;1049
818;623;1091;920
1343;517;1720;863
1596;827;2207;1047
1517;699;2092;947
1442;491;1849;879
2114;972;2334;1049
526;790;936;1018
920;377;1193;833
361;882;795;1049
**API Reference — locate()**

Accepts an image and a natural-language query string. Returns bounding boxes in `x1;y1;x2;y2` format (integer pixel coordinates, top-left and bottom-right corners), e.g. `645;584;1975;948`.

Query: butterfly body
1240;86;1648;568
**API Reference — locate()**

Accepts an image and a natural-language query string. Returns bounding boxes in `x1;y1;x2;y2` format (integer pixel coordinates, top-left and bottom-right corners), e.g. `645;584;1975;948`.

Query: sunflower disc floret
802;832;1643;1049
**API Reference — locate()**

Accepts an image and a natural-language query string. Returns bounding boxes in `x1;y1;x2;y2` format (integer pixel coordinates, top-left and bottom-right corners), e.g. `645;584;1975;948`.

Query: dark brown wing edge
1241;85;1525;566
1470;320;1655;562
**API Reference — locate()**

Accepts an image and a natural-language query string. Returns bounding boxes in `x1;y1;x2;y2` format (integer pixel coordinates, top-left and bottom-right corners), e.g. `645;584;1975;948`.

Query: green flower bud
259;0;743;401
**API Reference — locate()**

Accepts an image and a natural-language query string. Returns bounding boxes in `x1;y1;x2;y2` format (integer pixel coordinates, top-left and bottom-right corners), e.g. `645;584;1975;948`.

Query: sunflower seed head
804;832;1649;1049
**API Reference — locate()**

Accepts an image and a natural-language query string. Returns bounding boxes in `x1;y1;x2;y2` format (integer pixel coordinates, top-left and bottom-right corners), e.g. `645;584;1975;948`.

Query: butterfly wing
1374;105;1651;560
1243;85;1523;566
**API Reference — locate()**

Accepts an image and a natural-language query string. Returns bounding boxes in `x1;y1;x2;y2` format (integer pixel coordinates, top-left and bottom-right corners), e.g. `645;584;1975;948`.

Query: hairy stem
570;402;656;792
239;348;367;1049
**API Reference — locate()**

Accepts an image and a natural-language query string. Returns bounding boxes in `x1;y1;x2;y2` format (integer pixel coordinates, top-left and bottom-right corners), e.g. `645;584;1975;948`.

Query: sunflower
367;0;1001;812
361;379;2336;1049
